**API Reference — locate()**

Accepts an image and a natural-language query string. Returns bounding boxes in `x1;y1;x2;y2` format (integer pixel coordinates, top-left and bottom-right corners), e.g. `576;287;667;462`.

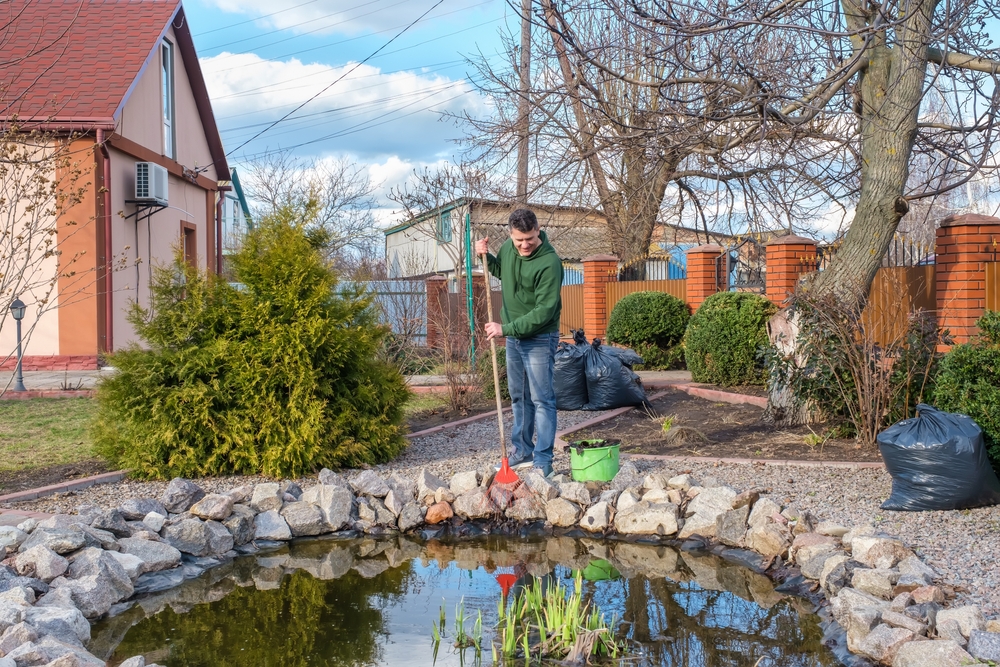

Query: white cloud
202;52;484;161
205;0;496;36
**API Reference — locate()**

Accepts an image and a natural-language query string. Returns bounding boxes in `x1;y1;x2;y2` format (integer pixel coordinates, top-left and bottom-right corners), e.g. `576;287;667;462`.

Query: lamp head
9;298;25;321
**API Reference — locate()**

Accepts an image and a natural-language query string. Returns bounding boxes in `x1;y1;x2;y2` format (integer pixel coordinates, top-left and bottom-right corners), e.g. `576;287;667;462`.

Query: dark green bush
606;291;689;369
934;310;1000;467
684;292;777;386
93;207;409;479
479;344;509;401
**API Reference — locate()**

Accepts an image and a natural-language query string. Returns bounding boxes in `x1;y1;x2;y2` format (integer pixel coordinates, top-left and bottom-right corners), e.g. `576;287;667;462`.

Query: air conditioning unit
135;162;168;206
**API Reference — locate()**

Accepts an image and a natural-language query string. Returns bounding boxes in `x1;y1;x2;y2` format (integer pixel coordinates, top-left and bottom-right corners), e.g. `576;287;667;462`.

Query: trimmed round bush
606;291;689;369
933;310;1000;467
684;291;777;386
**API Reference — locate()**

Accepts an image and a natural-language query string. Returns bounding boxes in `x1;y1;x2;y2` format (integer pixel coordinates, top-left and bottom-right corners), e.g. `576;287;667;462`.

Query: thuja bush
934;310;1000;466
606;291;689;369
684;292;776;385
93;208;408;479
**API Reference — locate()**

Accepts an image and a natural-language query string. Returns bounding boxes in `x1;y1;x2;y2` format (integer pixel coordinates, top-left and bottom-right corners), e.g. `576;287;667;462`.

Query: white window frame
161;40;175;159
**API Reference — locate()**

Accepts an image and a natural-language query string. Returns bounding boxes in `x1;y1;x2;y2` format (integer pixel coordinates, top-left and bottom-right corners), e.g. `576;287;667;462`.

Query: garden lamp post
9;298;26;392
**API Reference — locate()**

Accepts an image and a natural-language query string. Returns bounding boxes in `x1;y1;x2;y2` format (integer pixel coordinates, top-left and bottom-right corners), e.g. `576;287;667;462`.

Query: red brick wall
582;255;618;340
765;235;818;306
936;213;1000;346
425;276;448;350
685;245;724;312
0;355;100;371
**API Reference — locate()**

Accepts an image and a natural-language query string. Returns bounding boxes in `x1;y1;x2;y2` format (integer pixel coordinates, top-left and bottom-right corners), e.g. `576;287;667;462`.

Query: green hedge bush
606;291;689;369
93;207;409;479
479;345;510;401
684;292;777;386
934;310;1000;467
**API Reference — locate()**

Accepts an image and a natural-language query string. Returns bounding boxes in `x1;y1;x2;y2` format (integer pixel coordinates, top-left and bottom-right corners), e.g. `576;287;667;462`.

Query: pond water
90;535;840;667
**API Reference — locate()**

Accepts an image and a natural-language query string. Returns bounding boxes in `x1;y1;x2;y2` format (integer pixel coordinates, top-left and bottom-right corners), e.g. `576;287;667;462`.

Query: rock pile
2;462;998;666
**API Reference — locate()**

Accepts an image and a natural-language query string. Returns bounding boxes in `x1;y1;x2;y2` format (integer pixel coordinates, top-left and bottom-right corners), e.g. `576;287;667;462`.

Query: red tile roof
0;0;181;123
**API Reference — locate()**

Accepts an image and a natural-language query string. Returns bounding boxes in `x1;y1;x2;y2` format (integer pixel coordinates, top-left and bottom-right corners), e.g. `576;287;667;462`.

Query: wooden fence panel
606;280;687;317
863;265;936;345
988;263;1000;312
560;284;584;335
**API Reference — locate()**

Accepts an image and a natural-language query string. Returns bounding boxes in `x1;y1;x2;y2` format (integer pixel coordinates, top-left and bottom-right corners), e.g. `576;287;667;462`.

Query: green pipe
464;211;476;362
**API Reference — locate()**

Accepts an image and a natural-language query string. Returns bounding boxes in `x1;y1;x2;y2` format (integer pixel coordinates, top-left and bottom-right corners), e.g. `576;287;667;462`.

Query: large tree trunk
767;0;939;424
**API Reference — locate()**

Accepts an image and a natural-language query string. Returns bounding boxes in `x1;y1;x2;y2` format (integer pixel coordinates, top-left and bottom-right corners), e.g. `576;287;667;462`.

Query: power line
224;0;445;158
192;0;323;37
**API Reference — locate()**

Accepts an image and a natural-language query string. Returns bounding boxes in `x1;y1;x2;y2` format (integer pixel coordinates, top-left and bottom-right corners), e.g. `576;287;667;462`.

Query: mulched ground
0;459;112;496
568;387;882;462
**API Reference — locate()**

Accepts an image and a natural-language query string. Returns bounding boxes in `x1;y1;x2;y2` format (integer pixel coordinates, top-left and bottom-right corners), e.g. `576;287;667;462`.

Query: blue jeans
506;332;559;469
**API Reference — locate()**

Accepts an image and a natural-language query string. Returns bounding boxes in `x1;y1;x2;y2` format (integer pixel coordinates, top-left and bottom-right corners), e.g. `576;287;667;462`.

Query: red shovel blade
496;573;518;597
494;457;519;485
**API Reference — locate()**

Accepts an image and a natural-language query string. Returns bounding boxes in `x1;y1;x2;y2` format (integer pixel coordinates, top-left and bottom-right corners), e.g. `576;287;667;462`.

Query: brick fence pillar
765;235;818;307
685;244;724;312
425;275;448;350
582;254;618;340
936;213;1000;347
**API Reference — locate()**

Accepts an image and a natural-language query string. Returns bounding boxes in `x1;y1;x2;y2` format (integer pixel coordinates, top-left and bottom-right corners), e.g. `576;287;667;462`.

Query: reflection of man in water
502;563;555;605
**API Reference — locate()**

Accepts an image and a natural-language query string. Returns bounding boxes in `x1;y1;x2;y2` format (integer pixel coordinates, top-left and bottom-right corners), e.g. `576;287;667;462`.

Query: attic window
436;210;452;244
162;40;175;159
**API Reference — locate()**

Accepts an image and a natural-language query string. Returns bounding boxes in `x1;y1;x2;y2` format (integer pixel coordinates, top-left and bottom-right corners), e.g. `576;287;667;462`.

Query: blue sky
182;0;509;215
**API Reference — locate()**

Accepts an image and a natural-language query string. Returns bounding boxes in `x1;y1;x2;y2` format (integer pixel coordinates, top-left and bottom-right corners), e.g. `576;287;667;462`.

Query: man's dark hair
508;208;539;233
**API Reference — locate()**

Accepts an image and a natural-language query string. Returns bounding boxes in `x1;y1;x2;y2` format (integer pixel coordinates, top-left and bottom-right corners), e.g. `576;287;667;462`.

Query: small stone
898;556;936;582
937;618;968;646
0;527;28;551
449;471;479;496
416;469;449;505
613;501;679;536
520;469;558;500
666;474;693;491
386;473;416;502
14;546;68;583
0;586;34;606
227;485;253;504
350;470;390;498
89;510;131;538
160;479;206;513
892;639;976;667
253;510;291;541
57;573;118;618
799;551;841;581
642;473;670;490
397;503;424;532
36;587;75;609
857;624;914;664
911;585;946;604
16;519;37;534
936;605;985;639
300;484;353;531
434;487;456;504
731;490;759;509
745;522;790;559
117;538;182;573
24;605;90;645
161;519;229;557
852;568;900;600
119;658;146;667
986;620;1000;633
223;505;255;546
641;488;672;504
452;489;495;520
851;535;914;569
279;481;303;500
598;490;618;504
383;490;404;517
73;504;101;525
747;497;781;529
968;629;1000;663
891;592;915;612
118;498;167;521
506;497;546;522
815;521;849;537
845;606;882;652
67;547;132;602
715;506;750;547
830;587;889;629
545;498;579;527
893;573;931;596
609;460;642;491
141;512;166;533
250;483;284;513
580;502;611;532
0;622;38;656
558;482;591;506
616;489;640;513
841;524;876;549
107;552;144;582
280;502;326;537
318;468;349;488
881;609;928;635
18;528;86;555
425;502;453;525
190;494;234;521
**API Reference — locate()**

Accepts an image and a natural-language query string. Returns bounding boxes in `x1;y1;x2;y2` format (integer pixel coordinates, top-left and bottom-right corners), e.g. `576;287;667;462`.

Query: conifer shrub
93;207;408;479
606;291;689;369
684;291;776;386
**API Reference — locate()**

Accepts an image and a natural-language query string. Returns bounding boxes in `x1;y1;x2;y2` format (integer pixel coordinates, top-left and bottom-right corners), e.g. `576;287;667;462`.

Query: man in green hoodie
475;208;563;477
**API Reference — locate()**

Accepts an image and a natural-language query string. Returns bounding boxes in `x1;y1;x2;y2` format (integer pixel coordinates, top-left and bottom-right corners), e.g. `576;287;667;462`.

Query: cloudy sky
181;0;508;222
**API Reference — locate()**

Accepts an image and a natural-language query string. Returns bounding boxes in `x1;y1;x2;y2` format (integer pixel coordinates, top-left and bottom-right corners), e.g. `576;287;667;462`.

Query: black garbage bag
582;340;647;410
554;341;588;410
877;404;1000;511
596;338;644;368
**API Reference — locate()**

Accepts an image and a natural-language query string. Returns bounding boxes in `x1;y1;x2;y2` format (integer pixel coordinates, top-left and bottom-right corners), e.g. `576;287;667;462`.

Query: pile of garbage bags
877;404;1000;511
554;330;648;411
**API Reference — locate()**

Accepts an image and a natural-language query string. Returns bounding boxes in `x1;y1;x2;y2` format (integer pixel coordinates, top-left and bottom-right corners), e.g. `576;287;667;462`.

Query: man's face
511;226;542;256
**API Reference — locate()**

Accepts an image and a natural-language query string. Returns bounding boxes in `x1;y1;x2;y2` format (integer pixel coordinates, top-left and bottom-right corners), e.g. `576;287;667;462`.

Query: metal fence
352;280;427;346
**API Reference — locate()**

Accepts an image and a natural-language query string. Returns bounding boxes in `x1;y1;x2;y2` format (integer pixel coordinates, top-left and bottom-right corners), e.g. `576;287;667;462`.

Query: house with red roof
0;0;232;369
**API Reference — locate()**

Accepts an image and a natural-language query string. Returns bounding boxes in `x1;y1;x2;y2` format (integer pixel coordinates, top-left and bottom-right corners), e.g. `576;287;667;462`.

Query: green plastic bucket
569;439;620;482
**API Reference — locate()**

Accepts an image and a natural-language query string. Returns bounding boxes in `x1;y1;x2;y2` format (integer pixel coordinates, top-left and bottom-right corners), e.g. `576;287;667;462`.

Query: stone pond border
2;463;998;667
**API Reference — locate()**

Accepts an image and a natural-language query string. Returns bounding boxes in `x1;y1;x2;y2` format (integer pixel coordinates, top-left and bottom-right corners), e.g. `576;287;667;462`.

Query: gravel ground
5;406;999;618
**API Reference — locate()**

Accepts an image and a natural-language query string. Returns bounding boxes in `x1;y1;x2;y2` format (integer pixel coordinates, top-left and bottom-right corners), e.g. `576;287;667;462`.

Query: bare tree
240;151;380;271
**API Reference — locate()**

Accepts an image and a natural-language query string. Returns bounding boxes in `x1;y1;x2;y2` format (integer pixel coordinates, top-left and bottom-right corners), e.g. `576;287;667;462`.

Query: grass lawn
403;392;450;415
0;398;97;473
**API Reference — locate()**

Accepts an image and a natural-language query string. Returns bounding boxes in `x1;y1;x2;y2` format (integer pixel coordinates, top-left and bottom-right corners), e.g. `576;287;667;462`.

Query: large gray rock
0;622;37;656
881;609;928;636
19;529;86;556
117;538;182;573
936;605;985;639
506;496;546;522
845;605;883;652
892;639;979;667
520;470;558;501
73;524;118;552
357;498;396;527
118;498;167;521
90;510;132;538
667;473;694;491
17;636;105;666
250;483;284;513
898;556;936;581
852;536;914;569
35;587;74;610
0;527;28;551
14;547;68;583
222;505;256;546
800;550;842;581
449;471;479;496
857;624;915;664
747;497;781;529
162;519;219;557
190;494;234;521
351;470;390;498
745;523;790;559
0;600;25;632
820;554;852;595
397;503;425;532
558;482;591;507
107;551;144;582
24;606;90;645
0;586;33;606
383;490;404;517
613;501;679;536
160;479;205;513
141;512;166;533
830;587;888;630
318;468;350;488
968;630;1000;663
254;510;291;541
853;568;900;600
684;486;736;520
301;484;353;531
386;472;416;501
545;498;579;527
452;489;495;520
53;574;116;618
715;506;750;547
610;460;642;491
615;489;640;513
280;502;326;537
67;548;132;602
580;502;611;532
416;470;449;505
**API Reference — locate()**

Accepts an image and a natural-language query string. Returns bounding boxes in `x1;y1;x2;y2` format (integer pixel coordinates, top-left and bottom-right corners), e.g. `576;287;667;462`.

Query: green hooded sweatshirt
485;230;563;339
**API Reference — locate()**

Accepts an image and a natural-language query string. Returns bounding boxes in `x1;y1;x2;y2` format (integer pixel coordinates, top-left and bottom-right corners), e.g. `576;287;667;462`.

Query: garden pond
89;534;841;666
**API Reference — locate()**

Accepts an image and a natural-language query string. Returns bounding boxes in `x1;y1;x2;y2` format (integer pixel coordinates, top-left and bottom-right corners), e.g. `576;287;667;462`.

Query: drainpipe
217;186;231;275
96;128;113;354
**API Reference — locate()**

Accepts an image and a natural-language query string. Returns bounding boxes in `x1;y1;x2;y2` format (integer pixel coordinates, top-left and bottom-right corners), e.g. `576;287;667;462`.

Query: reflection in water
91;536;838;667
